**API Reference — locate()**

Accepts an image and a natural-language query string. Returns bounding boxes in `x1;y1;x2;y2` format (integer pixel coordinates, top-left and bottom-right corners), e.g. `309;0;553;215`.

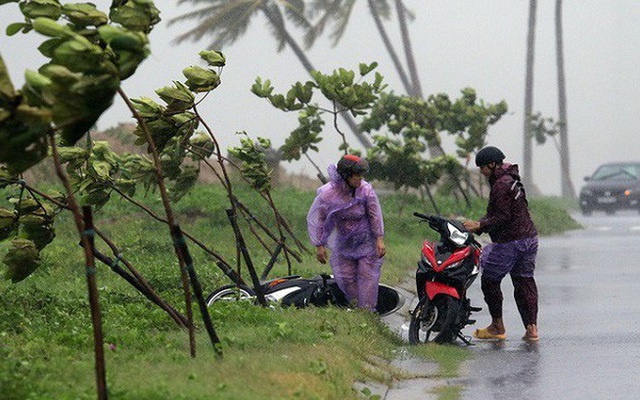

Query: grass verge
0;183;579;399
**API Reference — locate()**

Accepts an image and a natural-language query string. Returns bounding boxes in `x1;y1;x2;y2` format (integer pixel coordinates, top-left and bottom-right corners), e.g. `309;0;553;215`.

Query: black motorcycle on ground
207;273;404;317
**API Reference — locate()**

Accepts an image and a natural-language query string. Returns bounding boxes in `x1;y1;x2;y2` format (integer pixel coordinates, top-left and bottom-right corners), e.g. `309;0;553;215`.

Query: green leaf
0;53;16;99
198;50;226;67
6;23;29;36
98;26;147;52
338;68;354;86
109;0;160;33
44;69;119;145
183;66;221;92
37;38;64;58
20;0;63;20
0;102;52;173
0;166;17;188
189;134;215;159
79;185;111;210
359;62;378;77
57;145;88;164
62;3;108;27
31;17;68;38
170;165;199;202
131;97;164;118
114;178;136;197
251;77;273;98
294;82;313;104
3;238;41;283
156;81;195;112
90;160;112;180
24;69;52;92
228;132;272;192
51;39;106;74
0;208;18;241
18;214;55;250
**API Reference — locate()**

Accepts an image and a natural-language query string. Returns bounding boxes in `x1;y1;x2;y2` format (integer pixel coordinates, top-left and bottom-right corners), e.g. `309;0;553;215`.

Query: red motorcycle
409;213;482;345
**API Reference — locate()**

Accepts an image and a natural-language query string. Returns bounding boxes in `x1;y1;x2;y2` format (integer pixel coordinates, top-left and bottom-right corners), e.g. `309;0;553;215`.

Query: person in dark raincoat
307;155;386;311
463;146;540;341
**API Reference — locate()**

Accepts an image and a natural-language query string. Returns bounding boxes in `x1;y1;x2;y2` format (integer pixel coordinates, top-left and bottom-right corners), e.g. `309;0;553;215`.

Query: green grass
0;182;579;399
529;197;583;235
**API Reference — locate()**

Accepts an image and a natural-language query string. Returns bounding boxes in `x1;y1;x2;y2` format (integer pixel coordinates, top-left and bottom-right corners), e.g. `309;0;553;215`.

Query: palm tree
307;0;420;97
523;0;537;185
555;0;576;199
170;0;371;148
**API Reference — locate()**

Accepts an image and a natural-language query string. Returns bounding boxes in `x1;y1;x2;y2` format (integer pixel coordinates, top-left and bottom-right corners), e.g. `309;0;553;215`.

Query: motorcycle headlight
446;260;462;270
447;222;469;246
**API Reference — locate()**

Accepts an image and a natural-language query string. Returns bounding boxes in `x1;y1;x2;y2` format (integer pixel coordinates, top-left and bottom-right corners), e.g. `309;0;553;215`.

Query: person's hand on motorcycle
316;245;327;264
376;236;386;258
463;220;481;233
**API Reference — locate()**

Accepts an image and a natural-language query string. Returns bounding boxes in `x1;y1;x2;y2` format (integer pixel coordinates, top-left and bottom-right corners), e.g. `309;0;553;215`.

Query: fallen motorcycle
409;212;482;344
207;273;404;317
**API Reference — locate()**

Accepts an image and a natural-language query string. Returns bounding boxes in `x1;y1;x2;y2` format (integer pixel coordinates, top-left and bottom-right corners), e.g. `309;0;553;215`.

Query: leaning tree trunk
368;0;443;158
367;0;412;94
261;4;372;149
523;0;538;185
395;0;422;99
394;0;442;159
555;0;576;199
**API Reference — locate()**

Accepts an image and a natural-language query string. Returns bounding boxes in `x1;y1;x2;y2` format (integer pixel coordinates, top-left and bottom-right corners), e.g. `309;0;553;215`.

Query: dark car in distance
579;162;640;215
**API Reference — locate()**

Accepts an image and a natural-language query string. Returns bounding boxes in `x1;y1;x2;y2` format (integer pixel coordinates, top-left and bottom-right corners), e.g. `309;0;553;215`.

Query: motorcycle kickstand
458;332;475;346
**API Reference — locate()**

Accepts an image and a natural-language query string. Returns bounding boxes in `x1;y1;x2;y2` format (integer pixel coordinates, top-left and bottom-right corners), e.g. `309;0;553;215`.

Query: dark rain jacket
478;163;538;243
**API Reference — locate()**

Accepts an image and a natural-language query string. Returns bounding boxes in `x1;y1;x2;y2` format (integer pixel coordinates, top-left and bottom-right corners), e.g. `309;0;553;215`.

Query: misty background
1;1;638;196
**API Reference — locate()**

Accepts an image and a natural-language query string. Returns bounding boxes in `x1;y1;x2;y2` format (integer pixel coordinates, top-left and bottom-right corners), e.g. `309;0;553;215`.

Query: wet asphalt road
455;210;640;399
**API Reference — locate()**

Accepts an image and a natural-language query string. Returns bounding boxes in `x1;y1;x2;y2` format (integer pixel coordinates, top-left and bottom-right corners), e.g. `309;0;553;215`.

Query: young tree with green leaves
253;63;508;212
1;0;164;395
252;61;385;182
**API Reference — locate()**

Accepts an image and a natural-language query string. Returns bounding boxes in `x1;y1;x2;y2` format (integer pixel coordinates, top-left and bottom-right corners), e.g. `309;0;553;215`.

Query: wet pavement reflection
456;211;640;399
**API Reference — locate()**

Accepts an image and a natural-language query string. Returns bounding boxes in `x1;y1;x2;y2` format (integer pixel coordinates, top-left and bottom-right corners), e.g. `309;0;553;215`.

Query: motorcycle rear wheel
206;284;255;307
409;295;461;344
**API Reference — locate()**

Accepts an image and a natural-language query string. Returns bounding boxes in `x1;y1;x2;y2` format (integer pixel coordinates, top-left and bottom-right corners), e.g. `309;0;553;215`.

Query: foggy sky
1;1;639;196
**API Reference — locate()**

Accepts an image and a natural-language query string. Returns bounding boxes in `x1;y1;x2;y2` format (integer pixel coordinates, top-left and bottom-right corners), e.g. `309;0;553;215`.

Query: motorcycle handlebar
413;212;445;226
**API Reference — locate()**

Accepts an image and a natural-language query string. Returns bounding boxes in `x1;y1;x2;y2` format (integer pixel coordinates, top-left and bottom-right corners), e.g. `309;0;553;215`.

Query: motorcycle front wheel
206;284;255;307
408;295;461;344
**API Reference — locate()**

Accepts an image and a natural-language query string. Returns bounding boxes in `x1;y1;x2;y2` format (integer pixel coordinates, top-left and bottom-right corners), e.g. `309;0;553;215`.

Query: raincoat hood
489;163;521;186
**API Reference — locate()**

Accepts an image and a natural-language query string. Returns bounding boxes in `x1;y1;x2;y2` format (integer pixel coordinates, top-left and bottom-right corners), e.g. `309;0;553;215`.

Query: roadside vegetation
0;182;580;399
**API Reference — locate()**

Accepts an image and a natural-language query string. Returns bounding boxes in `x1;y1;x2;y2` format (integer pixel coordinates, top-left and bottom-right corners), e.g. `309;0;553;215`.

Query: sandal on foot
522;334;540;342
473;328;506;340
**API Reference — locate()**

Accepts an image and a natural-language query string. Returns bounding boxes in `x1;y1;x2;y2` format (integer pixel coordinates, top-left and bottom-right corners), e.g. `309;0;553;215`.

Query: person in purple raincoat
463;146;540;342
307;154;386;311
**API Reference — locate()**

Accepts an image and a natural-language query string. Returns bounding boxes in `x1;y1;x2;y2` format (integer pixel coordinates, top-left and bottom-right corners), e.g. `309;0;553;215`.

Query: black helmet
337;154;369;179
475;146;505;167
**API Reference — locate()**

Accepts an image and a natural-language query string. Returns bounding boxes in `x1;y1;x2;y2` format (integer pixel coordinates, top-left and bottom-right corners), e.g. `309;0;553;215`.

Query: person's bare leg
486;317;506;335
481;276;505;335
524;324;539;340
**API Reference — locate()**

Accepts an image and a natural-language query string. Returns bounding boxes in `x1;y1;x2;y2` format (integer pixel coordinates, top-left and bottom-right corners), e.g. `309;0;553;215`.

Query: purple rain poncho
307;164;385;310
